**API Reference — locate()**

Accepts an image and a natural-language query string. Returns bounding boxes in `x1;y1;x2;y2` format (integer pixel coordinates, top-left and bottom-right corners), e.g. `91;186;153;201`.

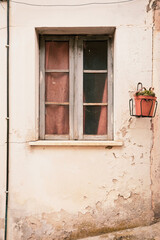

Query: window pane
45;41;69;70
45;105;69;135
45;73;69;102
83;41;107;70
83;73;107;103
83;106;107;135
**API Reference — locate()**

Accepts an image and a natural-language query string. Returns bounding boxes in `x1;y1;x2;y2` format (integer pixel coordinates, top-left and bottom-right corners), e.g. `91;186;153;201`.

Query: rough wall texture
0;0;159;239
79;221;160;240
151;0;160;221
12;196;152;240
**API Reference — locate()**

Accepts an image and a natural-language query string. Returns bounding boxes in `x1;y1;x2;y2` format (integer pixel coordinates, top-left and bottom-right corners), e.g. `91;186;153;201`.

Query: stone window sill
29;140;123;147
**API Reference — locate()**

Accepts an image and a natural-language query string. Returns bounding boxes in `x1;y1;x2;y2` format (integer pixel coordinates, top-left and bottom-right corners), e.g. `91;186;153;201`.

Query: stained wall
0;0;159;239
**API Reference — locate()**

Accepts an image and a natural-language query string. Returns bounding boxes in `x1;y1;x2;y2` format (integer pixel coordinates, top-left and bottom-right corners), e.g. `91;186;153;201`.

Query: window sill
29;140;123;147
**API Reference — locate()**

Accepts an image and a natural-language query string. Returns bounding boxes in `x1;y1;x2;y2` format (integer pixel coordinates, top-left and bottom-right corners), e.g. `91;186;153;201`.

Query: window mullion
40;36;45;139
107;38;113;140
69;37;74;140
74;37;83;140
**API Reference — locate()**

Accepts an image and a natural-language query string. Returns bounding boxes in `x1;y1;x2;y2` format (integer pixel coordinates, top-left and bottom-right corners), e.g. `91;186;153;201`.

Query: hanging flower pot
129;82;158;118
134;95;157;117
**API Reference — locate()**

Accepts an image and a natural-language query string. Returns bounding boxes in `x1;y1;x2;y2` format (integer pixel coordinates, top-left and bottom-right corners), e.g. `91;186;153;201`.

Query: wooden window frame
39;35;113;141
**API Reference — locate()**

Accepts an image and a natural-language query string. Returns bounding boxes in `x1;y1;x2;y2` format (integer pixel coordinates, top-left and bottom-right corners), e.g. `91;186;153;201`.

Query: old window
40;35;113;140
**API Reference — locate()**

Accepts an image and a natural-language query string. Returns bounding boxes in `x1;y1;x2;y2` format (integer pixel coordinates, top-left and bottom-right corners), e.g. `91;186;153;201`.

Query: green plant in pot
134;86;157;117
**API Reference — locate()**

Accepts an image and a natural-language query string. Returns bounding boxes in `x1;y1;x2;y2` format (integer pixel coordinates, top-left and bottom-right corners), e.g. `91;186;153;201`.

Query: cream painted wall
0;0;159;239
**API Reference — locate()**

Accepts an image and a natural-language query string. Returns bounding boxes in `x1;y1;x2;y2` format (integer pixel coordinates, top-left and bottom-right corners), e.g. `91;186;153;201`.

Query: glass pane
83;41;107;70
45;41;69;70
83;73;107;103
45;105;69;135
45;73;69;102
84;106;107;135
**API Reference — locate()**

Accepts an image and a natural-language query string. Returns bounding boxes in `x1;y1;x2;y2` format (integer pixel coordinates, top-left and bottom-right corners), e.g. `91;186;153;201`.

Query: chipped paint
154;1;160;31
10;191;153;239
120;127;128;138
12;196;153;240
147;0;160;12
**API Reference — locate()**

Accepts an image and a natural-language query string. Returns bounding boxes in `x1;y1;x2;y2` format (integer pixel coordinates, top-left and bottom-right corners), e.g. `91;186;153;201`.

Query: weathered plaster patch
147;0;160;31
117;119;132;139
12;194;153;240
153;202;160;220
147;0;160;12
112;179;118;184
154;4;160;32
140;153;143;159
120;127;128;138
115;192;132;201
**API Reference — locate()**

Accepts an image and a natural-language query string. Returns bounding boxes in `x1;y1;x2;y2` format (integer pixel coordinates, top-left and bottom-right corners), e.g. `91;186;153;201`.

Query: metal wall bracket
129;98;158;118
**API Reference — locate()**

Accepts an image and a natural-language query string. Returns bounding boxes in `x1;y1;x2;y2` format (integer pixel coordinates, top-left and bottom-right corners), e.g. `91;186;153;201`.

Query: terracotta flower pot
134;95;157;117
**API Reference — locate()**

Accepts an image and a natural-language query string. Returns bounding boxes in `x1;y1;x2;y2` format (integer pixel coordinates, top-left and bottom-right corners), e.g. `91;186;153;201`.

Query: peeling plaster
140;153;144;159
12;195;153;240
120;127;128;138
112;179;118;184
10;192;154;239
119;118;133;139
147;0;160;12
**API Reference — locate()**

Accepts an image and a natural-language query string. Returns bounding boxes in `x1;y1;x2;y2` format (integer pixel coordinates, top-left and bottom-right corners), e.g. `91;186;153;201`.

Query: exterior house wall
0;0;160;239
151;0;160;220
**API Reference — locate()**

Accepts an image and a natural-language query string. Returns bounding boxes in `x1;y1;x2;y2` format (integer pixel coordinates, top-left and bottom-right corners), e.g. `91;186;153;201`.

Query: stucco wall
0;0;159;239
151;0;160;221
